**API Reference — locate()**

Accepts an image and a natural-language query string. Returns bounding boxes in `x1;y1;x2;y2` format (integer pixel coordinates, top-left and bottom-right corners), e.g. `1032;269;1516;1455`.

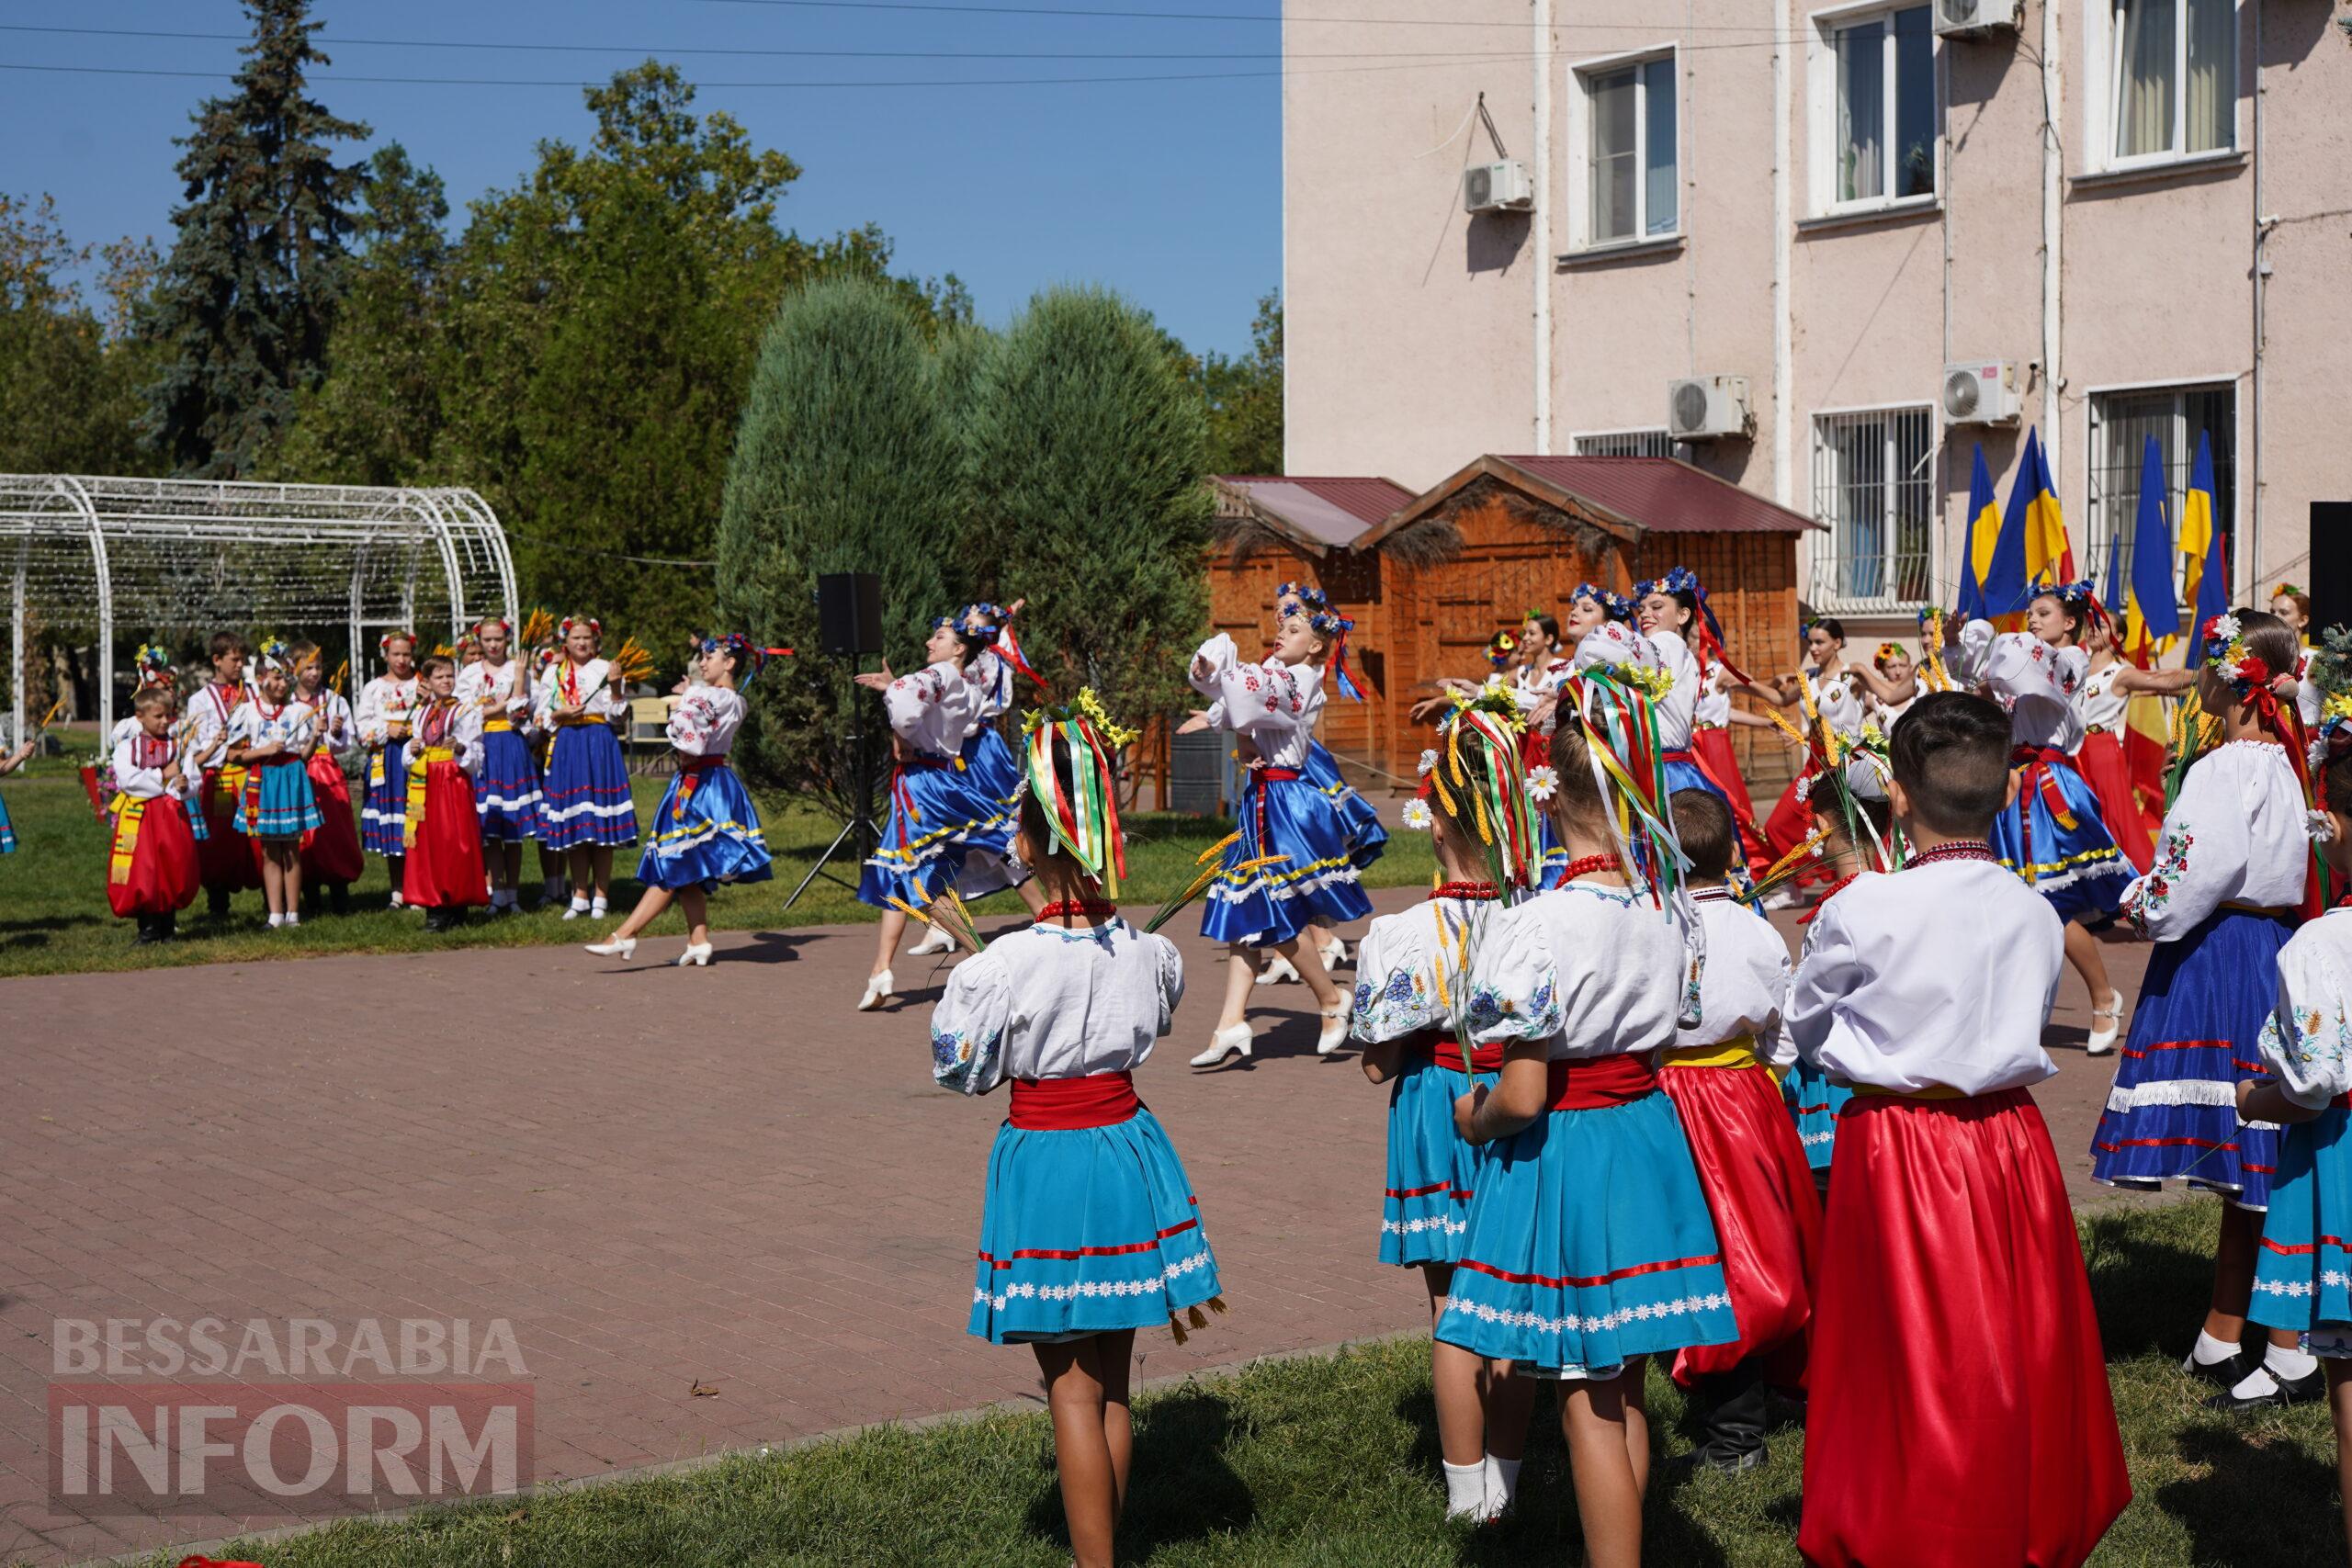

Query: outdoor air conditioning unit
1667;375;1753;442
1942;359;2022;424
1933;0;2020;37
1464;160;1533;215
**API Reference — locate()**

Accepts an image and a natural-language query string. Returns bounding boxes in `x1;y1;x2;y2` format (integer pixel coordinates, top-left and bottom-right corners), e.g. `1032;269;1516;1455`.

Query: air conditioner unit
1667;376;1753;442
1463;160;1533;216
1933;0;2020;37
1942;359;2022;424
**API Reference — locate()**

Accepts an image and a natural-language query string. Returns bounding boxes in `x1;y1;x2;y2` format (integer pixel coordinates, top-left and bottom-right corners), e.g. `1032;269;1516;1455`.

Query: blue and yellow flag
1979;447;2032;629
2179;430;2226;637
2010;427;2075;590
1956;445;2000;622
2122;434;2180;665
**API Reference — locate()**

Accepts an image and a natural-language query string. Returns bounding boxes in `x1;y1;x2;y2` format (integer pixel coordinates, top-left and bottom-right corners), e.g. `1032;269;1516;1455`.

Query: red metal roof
1215;475;1414;549
1489;457;1820;535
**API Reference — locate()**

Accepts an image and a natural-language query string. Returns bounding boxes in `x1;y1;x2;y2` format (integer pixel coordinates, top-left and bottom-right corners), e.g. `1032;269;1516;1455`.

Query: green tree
1199;288;1283;475
0;194;157;475
716;275;961;807
139;0;369;477
962;287;1213;726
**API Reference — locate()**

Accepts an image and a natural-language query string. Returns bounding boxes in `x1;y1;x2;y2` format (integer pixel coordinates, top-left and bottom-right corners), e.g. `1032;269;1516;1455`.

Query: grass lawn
121;1201;2342;1567
0;757;1430;978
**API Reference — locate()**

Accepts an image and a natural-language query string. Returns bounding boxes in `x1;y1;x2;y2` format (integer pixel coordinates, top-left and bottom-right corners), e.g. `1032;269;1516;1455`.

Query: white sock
2228;1363;2281;1400
2267;1342;2320;1383
1442;1461;1486;1518
569;895;590;913
2192;1329;2242;1367
591;897;608;917
389;892;404;908
1483;1454;1521;1508
266;912;284;928
283;912;300;927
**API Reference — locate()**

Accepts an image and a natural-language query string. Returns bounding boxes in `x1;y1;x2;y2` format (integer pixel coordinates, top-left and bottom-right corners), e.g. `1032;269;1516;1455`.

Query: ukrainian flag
2178;431;2227;636
2011;426;2075;589
2122;434;2180;665
1957;445;2001;622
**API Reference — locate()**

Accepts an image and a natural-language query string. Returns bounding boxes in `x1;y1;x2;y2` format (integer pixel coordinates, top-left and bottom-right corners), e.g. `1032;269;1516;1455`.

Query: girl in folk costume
1515;585;1629;885
229;640;323;929
528;637;568;907
2097;609;2326;1403
402;655;489;931
454;616;545;915
107;687;202;942
355;632;422;908
1660;786;1823;1473
0;733;29;853
189;631;263;912
585;634;775;967
1631;570;1747;827
1747;618;1856;902
289;641;362;916
1850;640;1922;727
1442;626;1734;1565
1353;688;1544;1522
2075;612;2193;874
854;617;1023;1010
1973;583;2133;1054
1186;608;1373;1066
536;615;639;920
930;695;1222;1568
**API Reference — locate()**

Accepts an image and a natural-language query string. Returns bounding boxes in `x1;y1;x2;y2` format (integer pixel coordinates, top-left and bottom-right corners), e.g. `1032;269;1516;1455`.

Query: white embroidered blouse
228;697;319;758
1189;633;1319;771
454;659;533;724
1464;882;1699;1062
1979;628;2088;753
1681;890;1793;1066
185;682;247;768
2122;739;2310;941
2259;908;2352;1110
929;919;1185;1095
408;696;484;775
1645;628;1702;752
355;674;420;747
111;730;197;800
883;660;981;759
299;689;356;753
1349;894;1500;1043
535;659;627;726
666;683;744;757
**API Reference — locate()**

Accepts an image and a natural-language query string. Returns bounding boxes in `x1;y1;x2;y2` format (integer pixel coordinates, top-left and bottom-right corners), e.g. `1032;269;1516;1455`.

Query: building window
2109;0;2234;164
1812;5;1936;212
2087;383;2236;604
1810;407;1935;610
1573;428;1689;460
1577;52;1678;246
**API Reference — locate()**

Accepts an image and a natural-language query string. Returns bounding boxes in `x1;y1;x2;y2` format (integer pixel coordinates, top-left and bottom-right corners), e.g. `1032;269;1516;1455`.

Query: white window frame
1804;1;1940;219
1571;427;1690;461
1564;44;1682;254
2085;376;2239;602
2082;0;2238;174
1807;402;1939;614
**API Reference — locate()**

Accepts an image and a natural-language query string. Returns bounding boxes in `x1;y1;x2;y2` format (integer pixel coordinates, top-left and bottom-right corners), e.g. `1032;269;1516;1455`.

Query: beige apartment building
1282;0;2352;643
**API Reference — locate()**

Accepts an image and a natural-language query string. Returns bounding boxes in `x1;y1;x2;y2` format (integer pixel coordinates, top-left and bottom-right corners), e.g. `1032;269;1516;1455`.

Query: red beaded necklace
1036;899;1120;926
1554;853;1622;887
1431;880;1501;902
1905;840;1996;869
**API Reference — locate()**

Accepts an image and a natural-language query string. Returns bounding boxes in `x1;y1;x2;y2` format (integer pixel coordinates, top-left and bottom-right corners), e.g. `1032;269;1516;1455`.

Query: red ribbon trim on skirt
888;750;955;842
1425;1036;1505;1075
2008;745;2080;884
1008;1070;1141;1130
1455;1249;1722;1292
1544;1052;1657;1110
976;1215;1200;1269
2119;1037;2268;1073
2260;1233;2352;1258
1384;1179;1474;1201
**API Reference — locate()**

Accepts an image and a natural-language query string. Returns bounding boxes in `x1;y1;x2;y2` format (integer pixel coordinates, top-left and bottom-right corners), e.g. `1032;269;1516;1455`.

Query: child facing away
929;695;1222;1568
106;687;202;941
1788;690;2128;1568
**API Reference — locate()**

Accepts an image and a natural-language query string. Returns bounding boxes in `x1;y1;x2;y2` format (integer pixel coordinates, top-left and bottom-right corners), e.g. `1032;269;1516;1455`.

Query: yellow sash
1661;1034;1760;1070
483;718;514;733
403;746;457;848
108;795;144;885
554;714;606;728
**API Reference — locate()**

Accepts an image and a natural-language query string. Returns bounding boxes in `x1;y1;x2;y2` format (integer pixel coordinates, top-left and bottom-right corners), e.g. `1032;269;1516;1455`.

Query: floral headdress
378;629;417;656
2277;581;2307;601
1485;628;1520;670
1403;687;1541;894
1019;689;1137;898
693;632;778;688
1276;581;1329;617
1634;565;1751;684
1303;604;1365;701
1569;582;1632;623
1561;626;1690;908
255;636;291;674
134;643;175;690
2049;578;2110;637
1874;641;1908;667
559;615;602;640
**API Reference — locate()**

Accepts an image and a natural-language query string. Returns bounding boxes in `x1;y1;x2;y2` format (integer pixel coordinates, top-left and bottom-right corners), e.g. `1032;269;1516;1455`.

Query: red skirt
1798;1089;2130;1568
1690;727;1771;876
2075;731;2154;874
1659;1061;1821;1389
107;797;201;917
300;751;365;885
197;768;262;892
401;761;489;909
1763;773;1834;889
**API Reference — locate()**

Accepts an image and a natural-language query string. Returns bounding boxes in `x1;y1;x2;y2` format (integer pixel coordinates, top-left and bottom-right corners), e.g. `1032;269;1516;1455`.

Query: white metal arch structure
0;475;517;742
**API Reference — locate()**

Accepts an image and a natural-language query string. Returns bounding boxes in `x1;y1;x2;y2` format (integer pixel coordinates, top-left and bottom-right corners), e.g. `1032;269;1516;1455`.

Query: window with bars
1572;429;1690;460
1809;407;1936;610
2086;384;2235;608
2108;0;2235;165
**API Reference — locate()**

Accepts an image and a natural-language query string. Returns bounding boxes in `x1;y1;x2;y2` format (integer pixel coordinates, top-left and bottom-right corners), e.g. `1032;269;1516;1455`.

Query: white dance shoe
2085;990;2125;1055
905;925;956;957
1191;1024;1254;1067
1317;1003;1351;1056
1253;954;1301;987
676;942;714;967
857;969;896;1011
582;936;636;960
1318;937;1349;970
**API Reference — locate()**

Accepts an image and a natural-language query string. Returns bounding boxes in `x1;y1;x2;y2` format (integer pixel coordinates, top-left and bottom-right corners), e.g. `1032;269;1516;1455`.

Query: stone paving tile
0;891;2154;1565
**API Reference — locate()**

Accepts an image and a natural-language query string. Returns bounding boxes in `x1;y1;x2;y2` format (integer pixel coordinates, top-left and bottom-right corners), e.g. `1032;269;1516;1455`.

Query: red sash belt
889;751;955;841
2335;1092;2351;1110
1663;749;1698;765
1253;767;1301;783
1009;1071;1141;1130
671;752;724;822
1247;767;1302;852
1545;1052;1657;1110
2008;745;2079;886
1426;1036;1505;1075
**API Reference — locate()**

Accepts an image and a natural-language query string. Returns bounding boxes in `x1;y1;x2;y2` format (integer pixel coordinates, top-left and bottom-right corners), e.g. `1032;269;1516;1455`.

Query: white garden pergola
0;475;517;741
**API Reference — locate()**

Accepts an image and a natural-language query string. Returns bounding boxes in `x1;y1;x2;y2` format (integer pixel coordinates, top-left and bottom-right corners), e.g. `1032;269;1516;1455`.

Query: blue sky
1;0;1290;355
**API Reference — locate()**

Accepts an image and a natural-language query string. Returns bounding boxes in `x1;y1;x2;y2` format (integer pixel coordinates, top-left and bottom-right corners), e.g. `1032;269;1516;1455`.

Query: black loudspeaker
815;572;884;657
2311;502;2352;631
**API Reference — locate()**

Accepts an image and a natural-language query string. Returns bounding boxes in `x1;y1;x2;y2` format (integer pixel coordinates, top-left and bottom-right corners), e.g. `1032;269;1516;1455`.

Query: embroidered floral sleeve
1349;910;1451;1043
2123;750;2251;942
1464;905;1564;1046
931;953;1013;1097
2260;936;2352;1110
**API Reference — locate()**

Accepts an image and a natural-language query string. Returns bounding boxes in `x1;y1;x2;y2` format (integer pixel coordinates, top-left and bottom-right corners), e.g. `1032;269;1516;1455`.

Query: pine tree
139;0;368;477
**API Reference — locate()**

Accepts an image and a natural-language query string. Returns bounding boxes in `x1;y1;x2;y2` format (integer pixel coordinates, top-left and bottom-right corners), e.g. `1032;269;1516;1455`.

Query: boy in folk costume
454;616;545;915
930;694;1222;1568
187;631;262;914
107;687;202;942
1443;625;1735;1567
402;654;490;931
356;631;422;908
1790;691;2128;1568
1353;688;1544;1522
228;640;324;929
289;642;362;916
2097;609;2328;1406
1659;787;1822;1473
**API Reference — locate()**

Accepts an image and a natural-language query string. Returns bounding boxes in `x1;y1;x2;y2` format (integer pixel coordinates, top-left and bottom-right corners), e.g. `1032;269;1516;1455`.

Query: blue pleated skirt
1437;1084;1740;1375
1993;756;2130;921
541;723;639;849
1304;740;1388;870
1382;1055;1482;1267
474;728;545;841
361;739;409;856
237;761;322;840
1783;1055;1851;1173
2091;906;2291;1209
637;761;773;891
968;1105;1222;1345
960;726;1023;833
2251;1105;2352;1337
0;788;12;853
858;754;1016;908
1664;753;1735;818
1201;773;1374;947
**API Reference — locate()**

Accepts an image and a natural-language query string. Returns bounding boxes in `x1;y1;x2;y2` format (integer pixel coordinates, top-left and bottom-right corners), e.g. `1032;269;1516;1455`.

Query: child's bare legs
2331;1361;2352;1563
488;840;522;898
1303;921;1335;964
566;845;615;905
1285;937;1343;1012
260;843;299;917
2064;919;2116;1010
1425;1266;1486;1468
2205;1203;2302;1351
1034;1329;1136;1568
677;886;709;947
1560;1361;1649;1568
873;907;908;978
1216;941;1341;1032
610;886;673;942
536;842;562;899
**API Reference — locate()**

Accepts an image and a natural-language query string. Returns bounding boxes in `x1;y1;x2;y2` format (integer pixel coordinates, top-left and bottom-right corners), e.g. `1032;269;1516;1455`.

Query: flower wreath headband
560;615;602;639
1019;689;1137;897
1405;687;1543;893
1297;605;1365;701
1569;582;1633;622
1276;581;1329;616
1632;565;1753;684
378;629;417;655
937;603;1046;690
134;643;175;688
692;632;785;689
255;636;292;674
2050;578;2112;636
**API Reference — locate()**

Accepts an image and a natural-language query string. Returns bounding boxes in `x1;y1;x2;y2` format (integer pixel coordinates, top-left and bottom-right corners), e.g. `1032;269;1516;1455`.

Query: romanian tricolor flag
2179;430;2227;633
2122;434;2181;666
2010;426;2075;590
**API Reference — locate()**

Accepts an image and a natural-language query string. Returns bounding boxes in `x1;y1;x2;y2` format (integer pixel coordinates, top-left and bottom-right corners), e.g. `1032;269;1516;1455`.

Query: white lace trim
1445;1289;1731;1336
2254;1269;2352;1300
1799;1128;1836;1147
1384;1214;1469;1237
974;1248;1211;1311
2104;1080;2240;1112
